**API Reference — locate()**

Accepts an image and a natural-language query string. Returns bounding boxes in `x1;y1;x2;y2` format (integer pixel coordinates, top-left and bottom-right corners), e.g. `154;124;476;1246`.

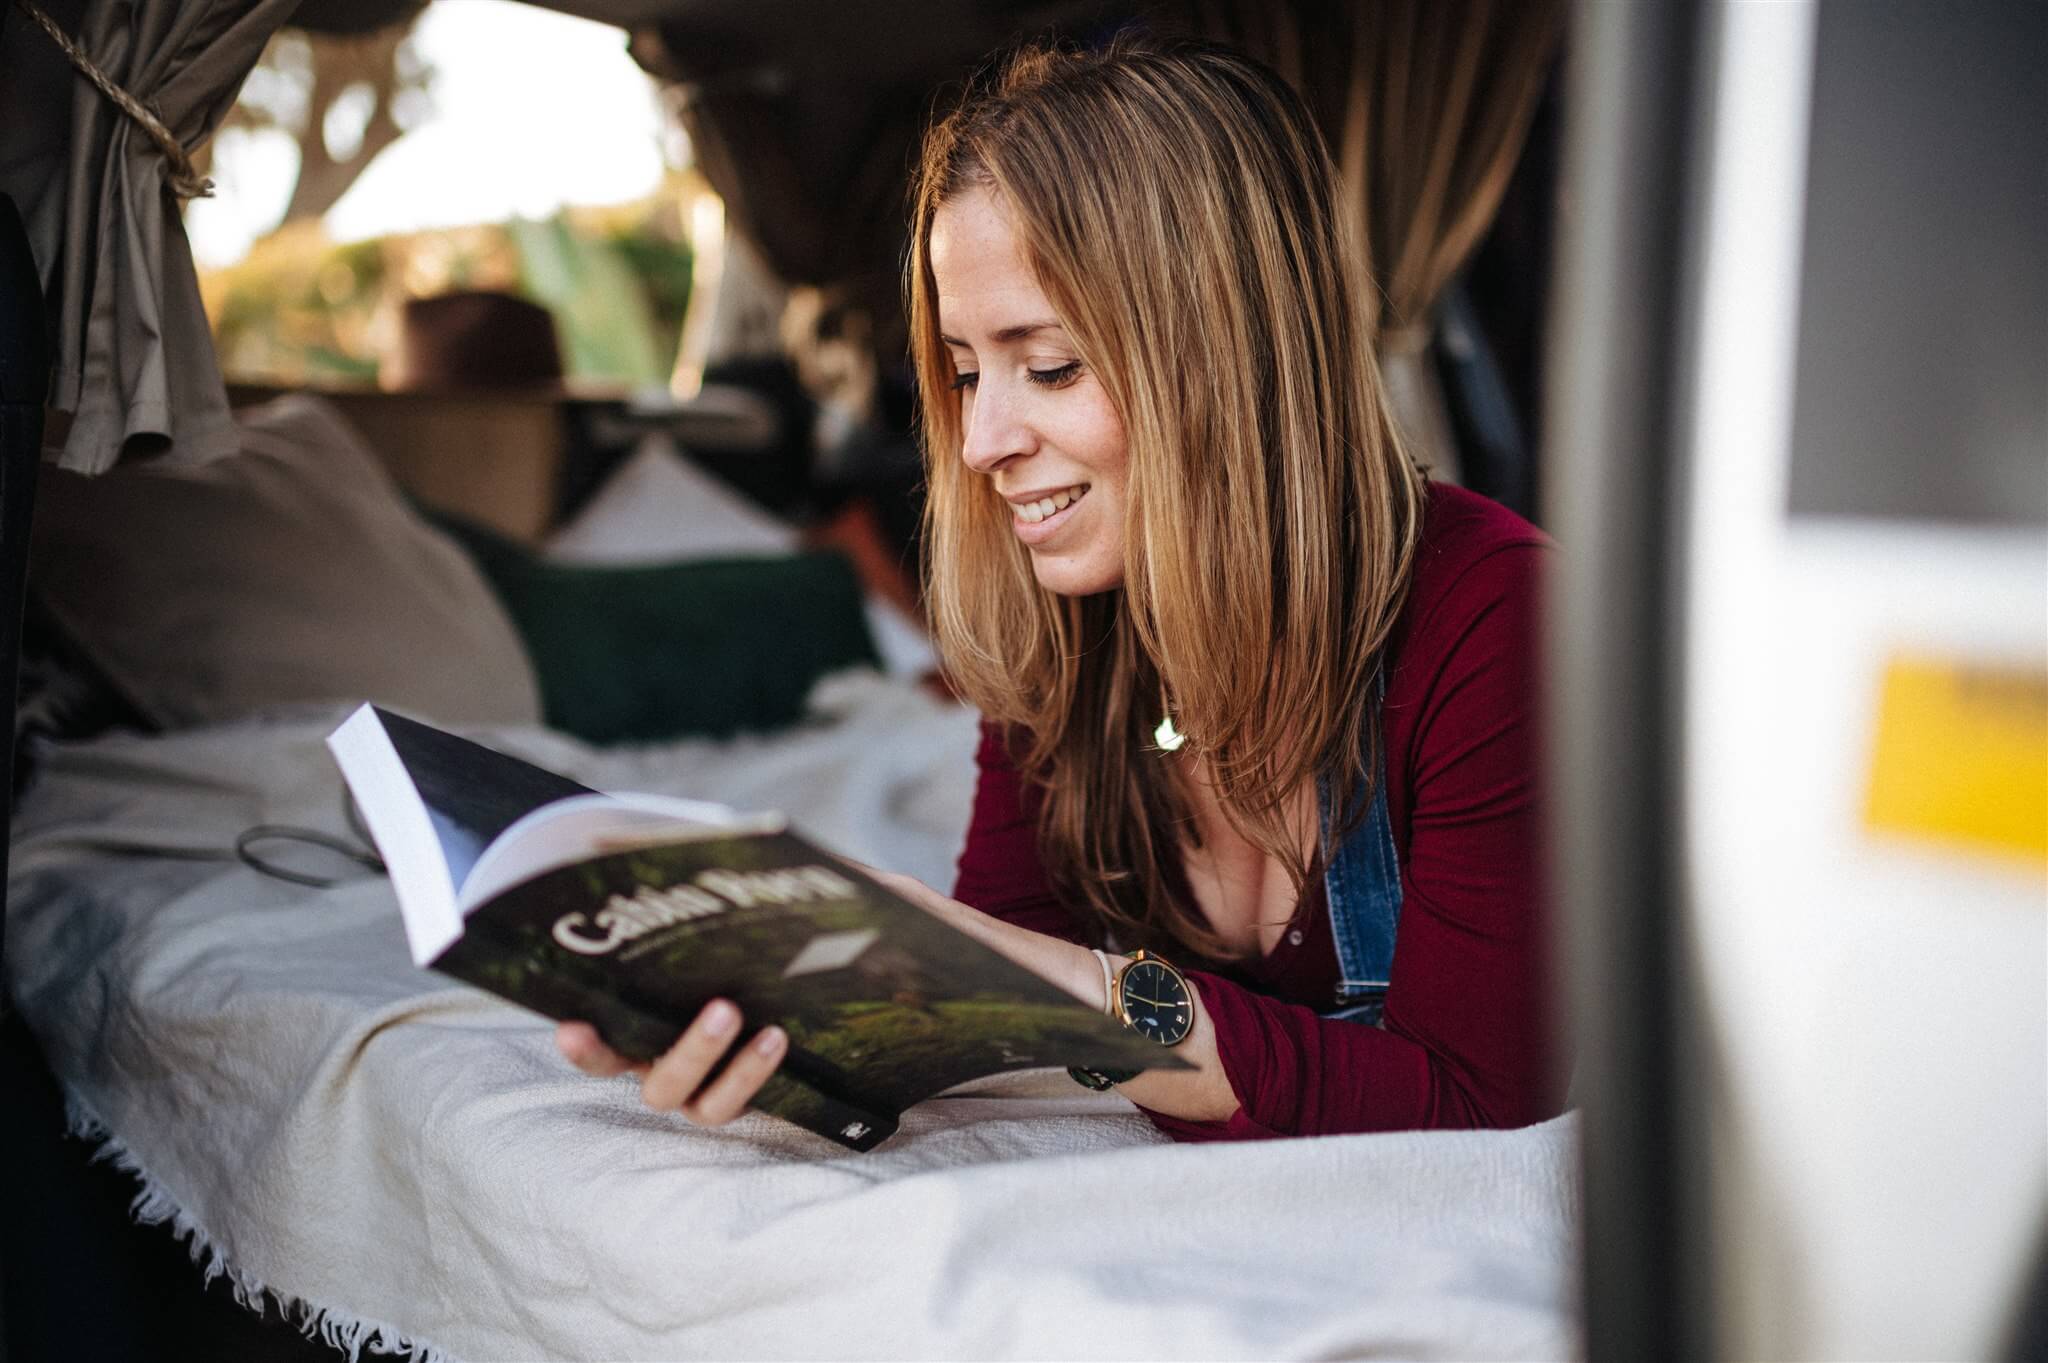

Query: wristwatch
1068;949;1194;1090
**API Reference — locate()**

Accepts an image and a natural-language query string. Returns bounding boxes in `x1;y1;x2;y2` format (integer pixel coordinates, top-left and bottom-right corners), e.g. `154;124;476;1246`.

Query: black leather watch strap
1066;1065;1141;1091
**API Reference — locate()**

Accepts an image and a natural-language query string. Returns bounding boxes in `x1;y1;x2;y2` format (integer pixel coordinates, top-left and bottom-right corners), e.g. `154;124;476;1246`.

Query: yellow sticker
1864;655;2048;864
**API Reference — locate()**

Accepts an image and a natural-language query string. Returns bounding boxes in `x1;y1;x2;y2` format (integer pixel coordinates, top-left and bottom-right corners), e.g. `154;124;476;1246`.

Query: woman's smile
1006;482;1091;543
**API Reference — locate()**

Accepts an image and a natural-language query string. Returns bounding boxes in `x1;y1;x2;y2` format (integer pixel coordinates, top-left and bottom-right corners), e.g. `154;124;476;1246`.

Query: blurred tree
193;4;434;229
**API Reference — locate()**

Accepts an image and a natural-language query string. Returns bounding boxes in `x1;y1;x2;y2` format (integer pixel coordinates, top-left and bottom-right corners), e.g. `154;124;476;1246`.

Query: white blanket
5;675;1578;1361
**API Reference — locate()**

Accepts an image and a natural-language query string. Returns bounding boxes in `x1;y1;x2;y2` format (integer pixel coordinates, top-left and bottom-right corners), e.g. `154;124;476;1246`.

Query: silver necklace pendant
1153;712;1187;753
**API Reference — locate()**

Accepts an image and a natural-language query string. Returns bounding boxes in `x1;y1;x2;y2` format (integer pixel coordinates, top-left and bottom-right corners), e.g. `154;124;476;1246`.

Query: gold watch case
1111;949;1194;1048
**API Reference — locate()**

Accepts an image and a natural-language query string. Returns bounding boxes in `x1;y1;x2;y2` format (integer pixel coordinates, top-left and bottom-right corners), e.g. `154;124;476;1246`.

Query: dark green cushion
427;513;880;744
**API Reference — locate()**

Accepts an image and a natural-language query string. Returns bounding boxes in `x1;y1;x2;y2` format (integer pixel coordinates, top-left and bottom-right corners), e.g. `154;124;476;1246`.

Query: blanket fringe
61;1092;457;1363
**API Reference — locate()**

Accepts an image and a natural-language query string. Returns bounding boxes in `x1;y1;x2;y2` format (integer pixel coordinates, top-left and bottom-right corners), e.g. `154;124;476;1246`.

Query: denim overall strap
1316;674;1402;1025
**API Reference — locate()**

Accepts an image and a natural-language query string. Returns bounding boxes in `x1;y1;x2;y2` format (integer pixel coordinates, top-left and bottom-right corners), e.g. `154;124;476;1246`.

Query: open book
326;705;1180;1152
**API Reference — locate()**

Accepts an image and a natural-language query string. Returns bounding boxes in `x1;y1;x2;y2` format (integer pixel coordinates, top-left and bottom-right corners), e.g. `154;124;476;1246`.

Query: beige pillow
30;394;543;729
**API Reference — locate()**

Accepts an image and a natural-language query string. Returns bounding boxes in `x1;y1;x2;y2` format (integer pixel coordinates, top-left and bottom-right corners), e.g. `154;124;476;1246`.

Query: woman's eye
950;371;978;392
1027;361;1082;388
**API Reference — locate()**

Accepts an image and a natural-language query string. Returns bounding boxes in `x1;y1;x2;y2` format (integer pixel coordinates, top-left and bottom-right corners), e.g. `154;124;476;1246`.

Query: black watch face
1120;959;1193;1045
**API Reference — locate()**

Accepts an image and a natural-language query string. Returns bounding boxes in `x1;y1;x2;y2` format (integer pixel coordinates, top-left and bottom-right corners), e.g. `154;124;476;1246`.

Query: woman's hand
555;1001;787;1127
852;862;1092;990
556;866;1240;1127
864;866;1241;1123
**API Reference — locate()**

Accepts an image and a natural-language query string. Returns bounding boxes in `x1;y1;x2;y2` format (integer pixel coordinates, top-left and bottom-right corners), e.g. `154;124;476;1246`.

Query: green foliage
606;225;694;374
509;214;665;389
202;190;694;389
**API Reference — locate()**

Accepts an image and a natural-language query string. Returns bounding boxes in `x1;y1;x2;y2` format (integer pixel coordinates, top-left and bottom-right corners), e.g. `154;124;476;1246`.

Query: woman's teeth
1017;485;1088;524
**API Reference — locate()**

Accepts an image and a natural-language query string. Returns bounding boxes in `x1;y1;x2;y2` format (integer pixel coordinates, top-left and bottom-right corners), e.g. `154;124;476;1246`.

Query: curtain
0;0;299;474
669;80;912;377
650;0;1561;475
630;22;945;385
630;1;1127;391
1192;0;1564;479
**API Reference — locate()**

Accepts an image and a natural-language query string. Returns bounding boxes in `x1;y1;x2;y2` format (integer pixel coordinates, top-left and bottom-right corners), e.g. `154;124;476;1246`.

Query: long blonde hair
909;37;1424;960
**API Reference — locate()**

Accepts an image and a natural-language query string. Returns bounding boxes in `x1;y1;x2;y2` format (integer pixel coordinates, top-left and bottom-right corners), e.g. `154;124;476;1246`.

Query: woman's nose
959;381;1034;475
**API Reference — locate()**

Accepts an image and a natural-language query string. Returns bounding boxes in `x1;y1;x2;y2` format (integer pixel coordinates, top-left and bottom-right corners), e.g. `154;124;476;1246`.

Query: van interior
1;2;2042;1360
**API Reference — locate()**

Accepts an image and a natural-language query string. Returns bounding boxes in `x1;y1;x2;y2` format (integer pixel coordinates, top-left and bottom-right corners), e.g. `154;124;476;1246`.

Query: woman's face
929;186;1129;596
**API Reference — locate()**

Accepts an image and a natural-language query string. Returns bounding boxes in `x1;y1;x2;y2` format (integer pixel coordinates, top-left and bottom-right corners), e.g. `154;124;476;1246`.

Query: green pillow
427;512;881;744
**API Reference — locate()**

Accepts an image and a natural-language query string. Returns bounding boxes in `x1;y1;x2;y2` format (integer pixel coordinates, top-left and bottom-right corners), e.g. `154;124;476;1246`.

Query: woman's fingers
556;1021;641;1077
844;859;936;908
869;866;932;904
562;1005;787;1127
639;999;750;1113
868;867;962;921
680;1024;787;1126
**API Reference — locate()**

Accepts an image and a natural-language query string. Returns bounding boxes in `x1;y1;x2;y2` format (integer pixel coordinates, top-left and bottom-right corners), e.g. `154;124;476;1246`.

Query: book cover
329;706;1181;1152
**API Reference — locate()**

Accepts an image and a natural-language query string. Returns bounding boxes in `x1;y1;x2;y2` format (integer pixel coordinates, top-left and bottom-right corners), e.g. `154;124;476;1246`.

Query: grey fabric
7;697;1578;1361
0;0;298;473
28;393;543;729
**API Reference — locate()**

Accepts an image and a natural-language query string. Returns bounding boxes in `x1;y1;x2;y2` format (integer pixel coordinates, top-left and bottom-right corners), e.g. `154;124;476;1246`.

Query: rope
13;0;215;200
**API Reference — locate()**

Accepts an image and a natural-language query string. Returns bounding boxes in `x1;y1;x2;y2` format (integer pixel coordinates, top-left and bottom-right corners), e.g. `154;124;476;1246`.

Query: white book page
458;792;777;913
327;704;463;965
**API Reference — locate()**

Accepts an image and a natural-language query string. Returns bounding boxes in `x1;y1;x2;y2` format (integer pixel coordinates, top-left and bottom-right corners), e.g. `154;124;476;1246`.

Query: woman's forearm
1104;982;1235;1120
872;869;1239;1122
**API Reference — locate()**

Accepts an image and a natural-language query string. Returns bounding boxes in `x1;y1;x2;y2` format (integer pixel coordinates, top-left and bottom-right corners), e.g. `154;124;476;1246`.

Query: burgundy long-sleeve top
951;483;1560;1140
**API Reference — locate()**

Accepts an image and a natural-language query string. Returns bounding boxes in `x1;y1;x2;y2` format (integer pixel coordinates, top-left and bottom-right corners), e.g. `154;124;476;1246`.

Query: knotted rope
13;0;216;199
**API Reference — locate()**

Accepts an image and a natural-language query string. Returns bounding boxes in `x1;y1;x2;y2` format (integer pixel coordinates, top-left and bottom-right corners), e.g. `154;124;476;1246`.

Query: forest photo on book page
438;828;1176;1142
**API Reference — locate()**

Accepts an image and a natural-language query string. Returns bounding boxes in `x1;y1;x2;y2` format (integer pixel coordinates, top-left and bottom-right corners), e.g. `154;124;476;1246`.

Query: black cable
232;789;385;889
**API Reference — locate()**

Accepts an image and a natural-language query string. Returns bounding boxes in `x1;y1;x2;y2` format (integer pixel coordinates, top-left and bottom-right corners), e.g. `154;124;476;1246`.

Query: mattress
5;673;1578;1361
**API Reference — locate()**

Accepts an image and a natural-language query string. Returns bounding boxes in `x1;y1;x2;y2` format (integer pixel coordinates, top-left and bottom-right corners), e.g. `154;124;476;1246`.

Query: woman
559;37;1560;1139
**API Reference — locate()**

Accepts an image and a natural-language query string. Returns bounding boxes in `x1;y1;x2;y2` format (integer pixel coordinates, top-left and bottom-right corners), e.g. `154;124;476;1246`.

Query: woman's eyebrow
940;321;1065;348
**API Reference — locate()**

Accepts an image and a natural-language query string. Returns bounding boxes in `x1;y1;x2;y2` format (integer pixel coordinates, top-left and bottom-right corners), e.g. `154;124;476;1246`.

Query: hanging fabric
0;0;299;474
1192;0;1564;482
